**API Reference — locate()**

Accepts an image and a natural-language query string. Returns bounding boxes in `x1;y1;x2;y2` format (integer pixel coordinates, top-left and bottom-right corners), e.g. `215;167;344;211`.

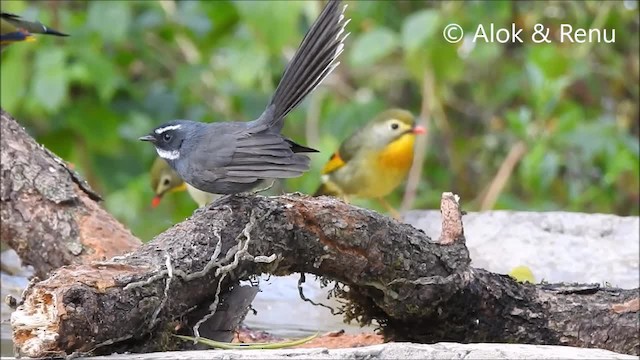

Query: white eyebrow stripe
155;125;182;134
156;148;180;160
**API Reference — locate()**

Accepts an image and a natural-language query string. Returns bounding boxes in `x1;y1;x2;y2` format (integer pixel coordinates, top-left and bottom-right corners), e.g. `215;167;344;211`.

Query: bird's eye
163;178;170;186
390;122;399;130
163;133;172;142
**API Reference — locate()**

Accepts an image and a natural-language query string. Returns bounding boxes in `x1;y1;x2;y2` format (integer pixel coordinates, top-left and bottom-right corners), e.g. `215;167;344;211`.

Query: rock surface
404;210;639;288
76;342;637;359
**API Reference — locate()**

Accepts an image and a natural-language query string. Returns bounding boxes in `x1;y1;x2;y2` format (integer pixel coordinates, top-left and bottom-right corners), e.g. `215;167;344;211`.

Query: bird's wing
1;12;68;36
192;126;310;184
223;132;311;181
320;128;364;175
1;13;29;45
320;152;346;175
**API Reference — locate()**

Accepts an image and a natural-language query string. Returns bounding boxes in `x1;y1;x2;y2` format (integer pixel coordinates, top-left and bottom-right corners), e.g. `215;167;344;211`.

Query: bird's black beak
138;134;155;142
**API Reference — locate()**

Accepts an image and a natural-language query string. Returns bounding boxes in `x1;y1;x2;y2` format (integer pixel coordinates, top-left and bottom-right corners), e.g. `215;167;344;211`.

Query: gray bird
139;0;349;195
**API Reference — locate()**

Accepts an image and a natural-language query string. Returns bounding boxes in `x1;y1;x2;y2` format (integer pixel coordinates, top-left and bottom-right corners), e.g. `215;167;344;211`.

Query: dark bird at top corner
1;11;69;51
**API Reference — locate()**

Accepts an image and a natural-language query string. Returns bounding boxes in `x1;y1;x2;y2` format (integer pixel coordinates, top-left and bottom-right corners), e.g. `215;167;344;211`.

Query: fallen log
0;109;140;279
10;192;639;357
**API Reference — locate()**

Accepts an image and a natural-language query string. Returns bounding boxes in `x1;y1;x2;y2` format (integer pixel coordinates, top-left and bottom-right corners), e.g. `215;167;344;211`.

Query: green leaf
520;141;546;193
0;46;28;111
349;27;398;67
234;0;305;55
31;48;68;112
505;107;532;140
526;44;570;80
176;1;212;36
79;52;121;102
554;103;582;135
225;42;269;89
604;146;638;186
401;10;438;53
428;40;462;81
65;100;120;155
87;1;132;42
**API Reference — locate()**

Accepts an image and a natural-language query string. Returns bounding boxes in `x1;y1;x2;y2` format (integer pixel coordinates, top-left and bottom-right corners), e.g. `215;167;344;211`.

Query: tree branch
0;109;140;279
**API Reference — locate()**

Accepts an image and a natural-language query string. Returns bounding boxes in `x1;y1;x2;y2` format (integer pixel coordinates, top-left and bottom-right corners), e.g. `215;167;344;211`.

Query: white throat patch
155;124;182;134
156;148;180;160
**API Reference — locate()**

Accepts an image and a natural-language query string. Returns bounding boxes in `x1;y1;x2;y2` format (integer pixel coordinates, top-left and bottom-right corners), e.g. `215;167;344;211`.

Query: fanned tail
255;0;350;133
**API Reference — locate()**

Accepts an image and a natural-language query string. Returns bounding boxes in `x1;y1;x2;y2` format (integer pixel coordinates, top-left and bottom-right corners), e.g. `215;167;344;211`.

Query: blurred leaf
520;141;547;193
527;44;571;80
553;103;582;135
401;9;439;53
31;48;68;112
428;40;462;81
176;1;212;36
78;52;122;101
65;99;121;155
603;148;635;186
505;107;533;140
222;41;269;89
349;27;398;67
0;47;28;110
87;1;132;42
234;0;305;55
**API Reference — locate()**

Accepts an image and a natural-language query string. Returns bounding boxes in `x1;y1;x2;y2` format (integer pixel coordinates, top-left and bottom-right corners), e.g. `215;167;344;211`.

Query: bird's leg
252;179;276;194
376;197;402;220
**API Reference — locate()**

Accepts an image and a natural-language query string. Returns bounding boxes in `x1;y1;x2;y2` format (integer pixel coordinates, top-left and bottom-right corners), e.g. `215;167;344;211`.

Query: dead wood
9;193;639;357
0;109;140;278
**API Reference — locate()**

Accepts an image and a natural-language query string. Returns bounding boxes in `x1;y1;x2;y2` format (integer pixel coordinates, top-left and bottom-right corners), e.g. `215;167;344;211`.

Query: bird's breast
375;133;416;173
326;134;416;198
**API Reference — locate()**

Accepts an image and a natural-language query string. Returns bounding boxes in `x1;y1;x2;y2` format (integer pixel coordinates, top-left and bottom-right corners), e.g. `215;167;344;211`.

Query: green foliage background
1;0;638;241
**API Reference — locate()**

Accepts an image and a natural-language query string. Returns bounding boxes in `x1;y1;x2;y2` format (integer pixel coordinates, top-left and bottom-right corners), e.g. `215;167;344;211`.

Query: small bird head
366;109;426;149
139;120;197;164
149;157;187;207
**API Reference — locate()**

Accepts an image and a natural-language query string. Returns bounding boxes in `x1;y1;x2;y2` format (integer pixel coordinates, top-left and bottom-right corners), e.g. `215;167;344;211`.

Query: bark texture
10;194;639;357
0;110;141;279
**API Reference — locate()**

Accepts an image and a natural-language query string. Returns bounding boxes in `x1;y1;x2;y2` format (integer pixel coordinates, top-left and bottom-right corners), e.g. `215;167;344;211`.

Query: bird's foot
376;197;402;220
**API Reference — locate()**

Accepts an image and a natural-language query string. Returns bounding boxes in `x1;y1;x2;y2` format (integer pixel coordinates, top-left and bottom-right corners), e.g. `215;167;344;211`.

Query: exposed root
252;180;276;194
150;253;174;328
297;273;342;316
192;209;276;340
193;272;228;339
183;227;224;281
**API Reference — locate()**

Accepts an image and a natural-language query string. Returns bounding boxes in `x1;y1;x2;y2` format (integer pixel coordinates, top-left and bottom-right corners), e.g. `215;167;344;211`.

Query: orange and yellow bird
313;108;426;217
1;12;68;51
